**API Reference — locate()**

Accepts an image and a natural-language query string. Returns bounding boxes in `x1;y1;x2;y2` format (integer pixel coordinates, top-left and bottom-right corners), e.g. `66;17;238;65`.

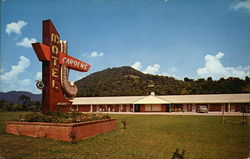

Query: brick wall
6;119;116;142
140;104;145;112
209;104;221;111
78;105;91;112
161;104;167;112
234;103;249;112
114;105;119;112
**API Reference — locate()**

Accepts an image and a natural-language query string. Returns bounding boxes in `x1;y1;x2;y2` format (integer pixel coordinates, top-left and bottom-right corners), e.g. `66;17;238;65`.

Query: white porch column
133;104;135;112
90;104;93;112
97;105;99;112
221;103;226;112
183;104;187;112
231;103;235;112
192;104;196;112
228;103;231;112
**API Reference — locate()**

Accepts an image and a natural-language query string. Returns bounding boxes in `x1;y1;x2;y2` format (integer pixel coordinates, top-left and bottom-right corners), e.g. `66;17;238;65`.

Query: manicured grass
0;112;249;159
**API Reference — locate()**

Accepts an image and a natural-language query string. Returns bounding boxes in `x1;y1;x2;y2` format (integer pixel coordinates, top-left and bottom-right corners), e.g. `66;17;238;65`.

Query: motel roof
160;94;250;104
72;96;145;105
133;95;171;104
72;93;250;105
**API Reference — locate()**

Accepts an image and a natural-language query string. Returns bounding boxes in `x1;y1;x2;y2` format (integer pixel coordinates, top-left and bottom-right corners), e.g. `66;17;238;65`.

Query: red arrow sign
32;43;90;72
60;53;90;72
32;43;50;61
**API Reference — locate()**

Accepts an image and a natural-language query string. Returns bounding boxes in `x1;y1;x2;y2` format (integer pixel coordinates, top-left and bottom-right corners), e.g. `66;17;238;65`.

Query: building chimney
150;92;155;96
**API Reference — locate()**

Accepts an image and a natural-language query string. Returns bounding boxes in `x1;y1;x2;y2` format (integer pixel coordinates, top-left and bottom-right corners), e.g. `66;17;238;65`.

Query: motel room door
145;104;161;112
166;104;170;112
192;104;196;112
187;104;192;112
126;105;130;112
134;104;140;112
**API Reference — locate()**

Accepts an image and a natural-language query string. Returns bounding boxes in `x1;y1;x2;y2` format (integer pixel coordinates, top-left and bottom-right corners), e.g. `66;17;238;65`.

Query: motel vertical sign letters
32;20;90;113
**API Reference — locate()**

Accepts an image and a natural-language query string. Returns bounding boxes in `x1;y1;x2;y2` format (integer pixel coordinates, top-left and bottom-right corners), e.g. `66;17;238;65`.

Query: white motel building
72;93;250;113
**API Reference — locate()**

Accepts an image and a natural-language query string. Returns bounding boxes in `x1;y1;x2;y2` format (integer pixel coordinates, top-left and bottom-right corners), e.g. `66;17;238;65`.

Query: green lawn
0;112;249;159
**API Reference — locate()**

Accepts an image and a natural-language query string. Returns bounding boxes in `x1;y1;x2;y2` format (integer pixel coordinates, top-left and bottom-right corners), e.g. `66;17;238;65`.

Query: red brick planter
6;119;116;142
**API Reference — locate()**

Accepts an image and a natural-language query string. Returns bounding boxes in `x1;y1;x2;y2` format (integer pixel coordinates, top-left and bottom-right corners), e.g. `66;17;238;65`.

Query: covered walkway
71;93;250;113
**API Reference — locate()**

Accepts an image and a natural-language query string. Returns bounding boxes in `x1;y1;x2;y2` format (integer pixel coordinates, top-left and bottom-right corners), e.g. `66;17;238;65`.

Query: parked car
197;105;208;113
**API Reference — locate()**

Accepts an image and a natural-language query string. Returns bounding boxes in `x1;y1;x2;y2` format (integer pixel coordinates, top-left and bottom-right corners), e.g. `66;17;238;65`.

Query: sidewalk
103;112;247;116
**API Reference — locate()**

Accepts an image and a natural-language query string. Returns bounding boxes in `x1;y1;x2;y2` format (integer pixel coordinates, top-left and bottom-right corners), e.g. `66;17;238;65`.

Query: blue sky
1;0;249;94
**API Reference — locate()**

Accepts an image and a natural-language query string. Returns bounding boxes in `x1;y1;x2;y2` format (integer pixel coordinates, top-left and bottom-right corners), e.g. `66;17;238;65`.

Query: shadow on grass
171;148;186;159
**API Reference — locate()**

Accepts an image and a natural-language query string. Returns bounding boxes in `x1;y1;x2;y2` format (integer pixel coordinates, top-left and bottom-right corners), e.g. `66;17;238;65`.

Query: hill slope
0;91;42;103
76;66;250;97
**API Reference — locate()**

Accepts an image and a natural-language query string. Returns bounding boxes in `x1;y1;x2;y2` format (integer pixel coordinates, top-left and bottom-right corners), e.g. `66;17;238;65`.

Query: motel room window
145;105;152;111
145;104;161;111
173;104;182;111
152;105;161;111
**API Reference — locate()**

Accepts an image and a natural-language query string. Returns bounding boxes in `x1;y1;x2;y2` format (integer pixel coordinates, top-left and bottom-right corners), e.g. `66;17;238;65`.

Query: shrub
170;108;183;112
17;112;54;122
15;111;111;123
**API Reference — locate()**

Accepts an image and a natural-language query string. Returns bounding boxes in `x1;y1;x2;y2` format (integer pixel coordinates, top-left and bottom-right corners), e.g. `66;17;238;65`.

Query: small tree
28;101;42;112
12;104;23;111
18;95;32;111
0;100;10;111
207;77;213;82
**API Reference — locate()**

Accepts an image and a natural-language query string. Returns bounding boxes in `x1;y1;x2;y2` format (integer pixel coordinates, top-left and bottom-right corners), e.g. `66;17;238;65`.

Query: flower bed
6;112;116;142
15;112;111;123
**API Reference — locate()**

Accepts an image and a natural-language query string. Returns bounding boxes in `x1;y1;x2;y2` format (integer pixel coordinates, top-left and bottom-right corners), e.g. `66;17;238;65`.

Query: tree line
0;95;41;112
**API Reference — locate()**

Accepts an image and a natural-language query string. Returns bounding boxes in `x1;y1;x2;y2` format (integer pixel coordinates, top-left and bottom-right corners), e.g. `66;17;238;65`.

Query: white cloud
90;52;98;57
19;79;31;85
35;72;42;80
16;37;37;48
90;51;104;58
131;61;179;76
0;56;32;92
99;52;104;56
197;52;249;80
131;61;142;71
1;56;30;81
6;21;27;35
144;64;160;74
131;61;160;74
75;75;86;81
170;67;177;73
231;1;250;13
160;67;178;77
161;72;169;76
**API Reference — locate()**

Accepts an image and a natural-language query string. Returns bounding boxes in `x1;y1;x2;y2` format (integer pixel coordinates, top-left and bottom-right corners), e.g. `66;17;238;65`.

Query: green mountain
75;66;250;97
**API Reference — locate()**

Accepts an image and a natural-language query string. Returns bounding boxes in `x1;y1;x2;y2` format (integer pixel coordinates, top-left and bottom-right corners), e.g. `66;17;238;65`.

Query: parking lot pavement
103;112;246;116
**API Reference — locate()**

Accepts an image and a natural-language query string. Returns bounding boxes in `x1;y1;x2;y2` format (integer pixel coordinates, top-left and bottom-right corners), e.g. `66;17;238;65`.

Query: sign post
32;20;90;114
